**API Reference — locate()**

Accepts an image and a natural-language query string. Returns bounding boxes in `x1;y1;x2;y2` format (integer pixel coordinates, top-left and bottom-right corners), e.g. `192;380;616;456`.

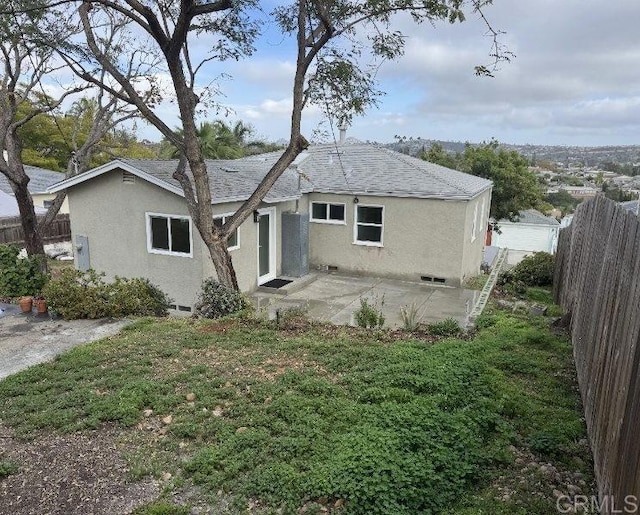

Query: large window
354;205;384;246
146;213;192;257
213;214;240;250
311;201;346;224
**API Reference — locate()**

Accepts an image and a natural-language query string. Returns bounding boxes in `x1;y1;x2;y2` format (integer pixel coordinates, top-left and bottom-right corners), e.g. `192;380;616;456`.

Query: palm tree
162;120;254;159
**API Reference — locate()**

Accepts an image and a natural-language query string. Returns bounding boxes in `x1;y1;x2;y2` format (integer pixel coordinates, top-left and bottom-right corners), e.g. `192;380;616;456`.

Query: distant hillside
385;138;640;168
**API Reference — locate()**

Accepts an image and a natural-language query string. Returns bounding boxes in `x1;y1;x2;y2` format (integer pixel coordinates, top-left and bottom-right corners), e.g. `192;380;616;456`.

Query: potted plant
33;295;48;315
18;296;33;313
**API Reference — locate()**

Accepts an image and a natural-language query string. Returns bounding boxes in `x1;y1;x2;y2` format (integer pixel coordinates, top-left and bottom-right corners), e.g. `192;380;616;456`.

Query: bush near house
43;268;172;319
498;252;555;293
0;244;48;298
194;278;248;319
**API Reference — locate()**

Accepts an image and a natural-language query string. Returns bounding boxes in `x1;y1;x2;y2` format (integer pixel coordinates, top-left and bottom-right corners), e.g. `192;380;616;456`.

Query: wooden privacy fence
0;214;70;245
554;195;640;511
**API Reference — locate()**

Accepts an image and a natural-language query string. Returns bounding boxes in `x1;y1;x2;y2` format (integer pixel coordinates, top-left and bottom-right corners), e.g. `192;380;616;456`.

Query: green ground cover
0;296;593;514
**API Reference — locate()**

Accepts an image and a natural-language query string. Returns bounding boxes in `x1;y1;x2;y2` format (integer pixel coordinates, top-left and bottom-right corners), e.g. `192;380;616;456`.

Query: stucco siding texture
493;224;558;253
68;171;204;307
307;193;470;285
68;170;293;307
460;189;492;280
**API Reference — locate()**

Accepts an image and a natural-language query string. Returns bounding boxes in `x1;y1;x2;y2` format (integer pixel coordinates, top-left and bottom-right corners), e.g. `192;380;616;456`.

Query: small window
147;213;192;257
354;205;384;246
310;201;346;224
213;214;240;251
43;200;53;209
471;204;478;242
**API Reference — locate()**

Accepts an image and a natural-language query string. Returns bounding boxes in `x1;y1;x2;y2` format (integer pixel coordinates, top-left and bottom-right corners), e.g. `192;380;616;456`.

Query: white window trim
471;203;478;242
257;206;277;285
478;198;486;238
146;212;193;258
353;204;384;247
214;212;240;251
310;201;347;225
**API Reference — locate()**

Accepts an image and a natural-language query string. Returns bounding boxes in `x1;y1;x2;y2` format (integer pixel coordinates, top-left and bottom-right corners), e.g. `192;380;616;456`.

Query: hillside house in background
0;190;47;218
490;209;560;265
49;144;492;310
0;165;68;214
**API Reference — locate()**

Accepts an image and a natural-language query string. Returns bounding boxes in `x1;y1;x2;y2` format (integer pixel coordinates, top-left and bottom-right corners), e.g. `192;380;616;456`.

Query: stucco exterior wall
460;189;492;281
306;192;489;285
492;223;559;254
67;169;295;307
33;193;70;214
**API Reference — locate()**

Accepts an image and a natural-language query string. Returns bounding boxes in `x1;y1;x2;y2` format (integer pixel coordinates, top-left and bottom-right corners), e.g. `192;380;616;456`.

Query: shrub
0;244;48;297
195;278;246;319
0;460;18;479
509;252;555;287
43;268;171;319
426;317;462;337
400;302;422;331
354;295;385;329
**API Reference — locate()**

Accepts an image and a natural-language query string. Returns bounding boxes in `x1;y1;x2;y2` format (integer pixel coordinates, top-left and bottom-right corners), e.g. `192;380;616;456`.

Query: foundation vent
421;275;446;284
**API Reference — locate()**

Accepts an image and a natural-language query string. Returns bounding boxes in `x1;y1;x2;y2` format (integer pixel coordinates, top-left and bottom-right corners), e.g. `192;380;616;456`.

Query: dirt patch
0;422;160;514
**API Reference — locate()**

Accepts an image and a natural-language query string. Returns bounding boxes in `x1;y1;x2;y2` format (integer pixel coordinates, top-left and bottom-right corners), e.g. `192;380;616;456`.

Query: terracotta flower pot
34;299;48;315
18;296;33;313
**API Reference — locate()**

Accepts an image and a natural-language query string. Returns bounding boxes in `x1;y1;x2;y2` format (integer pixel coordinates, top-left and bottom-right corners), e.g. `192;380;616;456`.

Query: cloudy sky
140;0;639;147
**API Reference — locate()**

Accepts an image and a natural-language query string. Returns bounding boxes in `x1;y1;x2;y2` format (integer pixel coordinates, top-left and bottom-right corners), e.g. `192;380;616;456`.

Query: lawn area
0;299;594;514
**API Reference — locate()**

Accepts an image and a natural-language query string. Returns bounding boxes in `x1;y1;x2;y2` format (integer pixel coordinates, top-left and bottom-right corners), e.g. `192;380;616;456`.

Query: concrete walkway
254;273;479;328
0;304;129;380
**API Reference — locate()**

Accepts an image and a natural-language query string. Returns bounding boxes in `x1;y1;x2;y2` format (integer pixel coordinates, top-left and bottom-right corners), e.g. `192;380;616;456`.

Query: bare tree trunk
11;179;45;257
208;239;238;290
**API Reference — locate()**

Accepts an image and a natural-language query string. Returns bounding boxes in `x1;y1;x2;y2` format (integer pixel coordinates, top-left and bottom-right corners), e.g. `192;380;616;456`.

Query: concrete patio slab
253;273;479;329
0;306;129;380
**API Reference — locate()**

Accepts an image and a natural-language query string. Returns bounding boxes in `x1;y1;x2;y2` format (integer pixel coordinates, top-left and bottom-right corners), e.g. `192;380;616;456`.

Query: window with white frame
213;214;240;250
310;201;346;224
478;198;486;237
471;203;478;242
354;205;384;246
147;213;192;257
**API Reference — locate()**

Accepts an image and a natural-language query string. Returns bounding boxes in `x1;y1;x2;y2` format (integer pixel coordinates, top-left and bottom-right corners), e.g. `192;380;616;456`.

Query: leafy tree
422;140;543;221
545;190;581;215
50;0;506;289
602;181;636;202
460;141;543;221
0;2;149;258
421;143;460;170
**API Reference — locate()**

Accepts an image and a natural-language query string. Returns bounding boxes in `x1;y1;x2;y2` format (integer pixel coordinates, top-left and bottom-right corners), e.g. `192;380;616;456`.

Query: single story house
0;165;69;214
490;209;560;265
49;144;492;310
0;189;47;218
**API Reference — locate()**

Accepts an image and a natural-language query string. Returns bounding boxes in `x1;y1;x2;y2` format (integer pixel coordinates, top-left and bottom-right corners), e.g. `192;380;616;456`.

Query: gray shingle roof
504;209;560;226
120;158;301;204
53;143;492;203
0;165;63;195
292;144;492;199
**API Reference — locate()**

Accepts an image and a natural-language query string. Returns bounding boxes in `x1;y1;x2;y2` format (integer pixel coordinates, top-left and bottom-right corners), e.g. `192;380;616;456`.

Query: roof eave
308;187;488;201
47;160;185;198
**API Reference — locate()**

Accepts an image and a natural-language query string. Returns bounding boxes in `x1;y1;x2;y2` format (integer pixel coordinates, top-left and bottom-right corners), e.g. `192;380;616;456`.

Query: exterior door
257;208;276;284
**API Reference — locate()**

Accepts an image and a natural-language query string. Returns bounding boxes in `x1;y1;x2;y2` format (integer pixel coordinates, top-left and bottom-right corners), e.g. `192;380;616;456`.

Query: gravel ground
0;422;160;515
